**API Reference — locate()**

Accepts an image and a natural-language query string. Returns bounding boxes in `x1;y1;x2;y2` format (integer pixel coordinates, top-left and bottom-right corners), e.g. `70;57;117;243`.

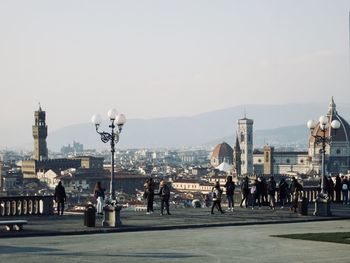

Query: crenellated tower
32;104;48;161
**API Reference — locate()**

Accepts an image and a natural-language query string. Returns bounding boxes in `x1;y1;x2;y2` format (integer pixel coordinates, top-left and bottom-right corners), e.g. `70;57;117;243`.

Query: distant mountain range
45;102;350;151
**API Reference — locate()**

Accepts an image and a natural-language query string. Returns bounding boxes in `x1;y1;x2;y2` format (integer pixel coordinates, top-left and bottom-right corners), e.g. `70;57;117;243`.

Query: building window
300;159;304;164
258;159;262;163
286;159;290;164
336;149;341;154
265;152;269;162
240;133;245;142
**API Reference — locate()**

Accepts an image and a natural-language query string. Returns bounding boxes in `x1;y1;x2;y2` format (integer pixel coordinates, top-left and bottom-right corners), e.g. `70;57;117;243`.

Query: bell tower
238;117;254;175
233;135;241;176
32;104;48;161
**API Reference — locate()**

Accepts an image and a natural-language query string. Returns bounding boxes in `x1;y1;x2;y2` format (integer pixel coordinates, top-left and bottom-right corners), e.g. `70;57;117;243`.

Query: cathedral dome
210;142;233;167
309;97;350;144
211;142;233;159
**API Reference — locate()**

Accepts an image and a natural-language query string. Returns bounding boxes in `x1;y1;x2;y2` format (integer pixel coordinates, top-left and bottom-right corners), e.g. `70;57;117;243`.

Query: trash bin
84;204;96;227
298;197;308;216
102;204;122;227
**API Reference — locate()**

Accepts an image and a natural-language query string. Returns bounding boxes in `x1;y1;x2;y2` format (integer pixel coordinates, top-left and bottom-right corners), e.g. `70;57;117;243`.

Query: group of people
210;175;304;214
326;174;350;204
143;178;171;215
53;181;106;216
240;176;303;211
53;174;350;217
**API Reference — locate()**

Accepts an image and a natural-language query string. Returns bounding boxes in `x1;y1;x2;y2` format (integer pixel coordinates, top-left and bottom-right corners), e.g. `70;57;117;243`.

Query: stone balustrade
0;195;54;217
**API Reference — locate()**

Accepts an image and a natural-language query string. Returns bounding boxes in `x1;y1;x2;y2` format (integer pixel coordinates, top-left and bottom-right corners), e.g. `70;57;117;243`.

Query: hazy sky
0;0;350;147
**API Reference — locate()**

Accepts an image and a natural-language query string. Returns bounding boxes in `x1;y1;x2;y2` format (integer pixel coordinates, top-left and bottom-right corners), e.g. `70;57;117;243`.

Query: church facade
230;98;350;176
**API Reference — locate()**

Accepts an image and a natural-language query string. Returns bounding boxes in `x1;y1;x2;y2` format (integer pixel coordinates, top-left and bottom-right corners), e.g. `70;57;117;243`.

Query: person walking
54;181;67;216
251;179;261;209
267;176;276;210
94;181;105;215
278;178;288;208
224;176;235;211
211;182;224;214
158;180;171;215
144;178;155;214
240;176;249;208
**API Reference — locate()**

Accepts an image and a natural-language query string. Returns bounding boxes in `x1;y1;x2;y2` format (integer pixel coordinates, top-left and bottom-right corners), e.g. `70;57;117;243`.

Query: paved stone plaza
0;205;350;262
1;220;350;263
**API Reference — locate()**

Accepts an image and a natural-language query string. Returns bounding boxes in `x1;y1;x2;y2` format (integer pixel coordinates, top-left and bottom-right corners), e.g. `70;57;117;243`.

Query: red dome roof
211;142;233;159
309;98;350;144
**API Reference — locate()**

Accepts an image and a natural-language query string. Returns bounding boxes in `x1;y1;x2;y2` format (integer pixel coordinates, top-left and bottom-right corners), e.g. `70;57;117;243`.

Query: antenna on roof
244;106;246;118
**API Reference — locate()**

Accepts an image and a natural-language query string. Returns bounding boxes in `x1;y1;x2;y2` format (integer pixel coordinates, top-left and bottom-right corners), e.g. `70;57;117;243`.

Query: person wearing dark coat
54;181;67;216
158;180;171;215
267;176;276;209
261;177;268;205
256;177;263;208
278;178;288;208
326;176;335;202
144;178;155;214
290;177;302;213
224;176;235;211
334;175;342;203
240;176;249;208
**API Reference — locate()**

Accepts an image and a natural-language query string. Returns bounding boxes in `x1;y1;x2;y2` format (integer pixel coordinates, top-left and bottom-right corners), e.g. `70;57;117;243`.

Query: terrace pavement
0;203;349;238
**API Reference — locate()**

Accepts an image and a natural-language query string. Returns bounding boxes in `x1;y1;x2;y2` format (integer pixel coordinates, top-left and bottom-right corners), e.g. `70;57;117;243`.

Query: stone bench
0;220;28;231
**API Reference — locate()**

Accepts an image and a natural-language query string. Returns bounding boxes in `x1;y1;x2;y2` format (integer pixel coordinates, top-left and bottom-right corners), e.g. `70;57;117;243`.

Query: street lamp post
92;109;126;201
307;116;340;216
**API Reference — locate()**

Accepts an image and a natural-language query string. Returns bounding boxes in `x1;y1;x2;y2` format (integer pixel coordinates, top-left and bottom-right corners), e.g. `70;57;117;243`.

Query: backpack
212;188;222;201
227;183;235;192
162;185;170;196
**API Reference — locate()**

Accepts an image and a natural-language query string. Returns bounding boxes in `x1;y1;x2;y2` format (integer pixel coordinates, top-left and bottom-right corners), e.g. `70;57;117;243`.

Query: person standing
256;178;263;209
278;178;288;208
94;181;105;215
211;182;224;214
240;176;249;208
54;181;67;216
144;178;155;214
158;180;171;215
326;176;335;202
251;179;261;209
334;175;342;203
224;176;235;211
267;176;276;210
341;176;349;205
261;177;268;205
290;177;302;213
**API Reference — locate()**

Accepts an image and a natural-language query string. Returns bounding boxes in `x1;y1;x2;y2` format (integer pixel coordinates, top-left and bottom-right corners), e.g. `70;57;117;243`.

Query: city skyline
1;1;350;149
